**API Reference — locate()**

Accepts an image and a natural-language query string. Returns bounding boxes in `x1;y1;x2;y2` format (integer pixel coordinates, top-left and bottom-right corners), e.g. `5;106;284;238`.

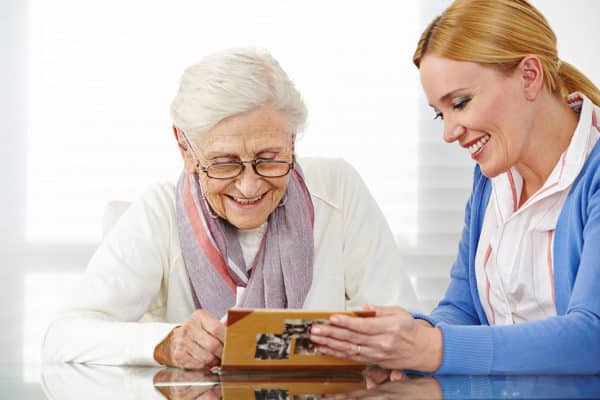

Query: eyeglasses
178;129;294;180
199;158;295;179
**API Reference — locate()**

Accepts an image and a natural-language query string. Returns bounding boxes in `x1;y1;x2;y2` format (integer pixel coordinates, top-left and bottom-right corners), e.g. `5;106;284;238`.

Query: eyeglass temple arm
177;129;205;169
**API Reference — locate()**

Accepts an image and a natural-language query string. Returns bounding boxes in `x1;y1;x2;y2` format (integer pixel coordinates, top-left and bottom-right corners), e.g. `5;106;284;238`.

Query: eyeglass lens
207;160;291;179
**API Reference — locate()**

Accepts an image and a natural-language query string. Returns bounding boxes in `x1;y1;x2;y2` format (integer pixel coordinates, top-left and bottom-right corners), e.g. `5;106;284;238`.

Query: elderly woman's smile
192;105;293;230
228;194;265;205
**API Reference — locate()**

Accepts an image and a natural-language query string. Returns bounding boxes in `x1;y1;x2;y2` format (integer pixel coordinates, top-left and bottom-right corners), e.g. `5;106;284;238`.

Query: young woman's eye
433;111;444;120
453;96;471;110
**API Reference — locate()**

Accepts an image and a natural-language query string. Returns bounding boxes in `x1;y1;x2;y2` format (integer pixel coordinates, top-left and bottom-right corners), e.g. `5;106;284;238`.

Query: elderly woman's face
190;106;293;230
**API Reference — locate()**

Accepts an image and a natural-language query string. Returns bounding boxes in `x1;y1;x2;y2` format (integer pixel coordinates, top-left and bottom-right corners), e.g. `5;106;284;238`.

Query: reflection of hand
153;368;221;400
324;373;442;400
310;305;442;372
361;367;409;389
154;310;225;370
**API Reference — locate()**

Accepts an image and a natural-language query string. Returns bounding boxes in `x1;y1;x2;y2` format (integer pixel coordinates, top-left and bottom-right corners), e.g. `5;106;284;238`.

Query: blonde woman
311;0;600;375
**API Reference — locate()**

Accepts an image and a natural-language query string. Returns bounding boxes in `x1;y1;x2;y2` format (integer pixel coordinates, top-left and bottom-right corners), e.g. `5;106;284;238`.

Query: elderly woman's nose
234;166;262;195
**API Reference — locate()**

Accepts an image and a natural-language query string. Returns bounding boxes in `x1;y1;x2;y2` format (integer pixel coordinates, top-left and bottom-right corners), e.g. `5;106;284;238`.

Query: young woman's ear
519;55;545;101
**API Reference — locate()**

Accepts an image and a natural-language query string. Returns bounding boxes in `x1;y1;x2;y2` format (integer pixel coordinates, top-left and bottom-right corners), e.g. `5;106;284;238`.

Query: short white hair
170;48;307;140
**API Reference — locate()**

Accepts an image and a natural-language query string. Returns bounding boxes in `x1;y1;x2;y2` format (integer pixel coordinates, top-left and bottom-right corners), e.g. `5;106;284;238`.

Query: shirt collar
491;92;599;222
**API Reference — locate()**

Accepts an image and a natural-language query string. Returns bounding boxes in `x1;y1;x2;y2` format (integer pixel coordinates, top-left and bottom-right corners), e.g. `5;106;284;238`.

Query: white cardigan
42;158;419;366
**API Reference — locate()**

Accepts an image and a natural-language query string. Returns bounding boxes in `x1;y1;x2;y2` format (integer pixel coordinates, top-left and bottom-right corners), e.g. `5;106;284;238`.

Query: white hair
170;48;307;140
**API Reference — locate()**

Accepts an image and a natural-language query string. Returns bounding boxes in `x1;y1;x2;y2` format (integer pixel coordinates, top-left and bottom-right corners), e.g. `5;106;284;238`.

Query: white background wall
1;0;599;388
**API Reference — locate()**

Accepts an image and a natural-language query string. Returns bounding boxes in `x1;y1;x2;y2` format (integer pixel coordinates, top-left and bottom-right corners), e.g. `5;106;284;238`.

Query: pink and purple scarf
175;165;314;320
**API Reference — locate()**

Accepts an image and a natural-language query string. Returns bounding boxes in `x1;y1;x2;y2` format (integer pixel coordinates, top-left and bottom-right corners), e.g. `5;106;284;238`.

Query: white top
475;93;599;325
238;223;268;269
42;157;420;366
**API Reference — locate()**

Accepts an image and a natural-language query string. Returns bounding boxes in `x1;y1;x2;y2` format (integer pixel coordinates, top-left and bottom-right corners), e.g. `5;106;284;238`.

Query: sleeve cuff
435;324;493;375
412;313;437;327
130;322;178;366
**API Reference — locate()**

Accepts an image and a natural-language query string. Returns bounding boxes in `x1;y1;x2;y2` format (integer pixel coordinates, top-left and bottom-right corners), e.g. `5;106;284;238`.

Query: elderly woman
42;48;419;370
311;0;600;375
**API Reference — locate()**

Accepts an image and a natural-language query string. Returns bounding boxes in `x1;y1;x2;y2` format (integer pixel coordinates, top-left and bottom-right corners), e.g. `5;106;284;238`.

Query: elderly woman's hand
309;305;443;372
154;310;225;370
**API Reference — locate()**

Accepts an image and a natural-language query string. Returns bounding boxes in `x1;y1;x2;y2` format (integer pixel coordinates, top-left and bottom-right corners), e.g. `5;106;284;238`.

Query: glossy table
3;363;600;399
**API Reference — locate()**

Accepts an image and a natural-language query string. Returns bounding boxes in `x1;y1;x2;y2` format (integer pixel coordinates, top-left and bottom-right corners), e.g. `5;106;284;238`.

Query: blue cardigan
424;141;600;375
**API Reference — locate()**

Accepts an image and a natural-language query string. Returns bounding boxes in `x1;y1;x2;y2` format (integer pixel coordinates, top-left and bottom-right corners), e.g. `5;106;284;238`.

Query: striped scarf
175;164;314;320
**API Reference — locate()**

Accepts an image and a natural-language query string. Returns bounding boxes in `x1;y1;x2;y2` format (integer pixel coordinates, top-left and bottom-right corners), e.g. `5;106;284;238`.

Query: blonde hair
171;48;307;141
413;0;600;105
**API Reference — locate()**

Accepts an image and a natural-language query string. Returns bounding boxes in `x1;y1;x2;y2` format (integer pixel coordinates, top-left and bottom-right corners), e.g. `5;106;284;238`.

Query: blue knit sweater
424;141;600;374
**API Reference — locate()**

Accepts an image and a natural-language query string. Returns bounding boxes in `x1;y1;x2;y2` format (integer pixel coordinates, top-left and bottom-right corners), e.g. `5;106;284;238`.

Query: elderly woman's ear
172;125;187;152
172;125;197;174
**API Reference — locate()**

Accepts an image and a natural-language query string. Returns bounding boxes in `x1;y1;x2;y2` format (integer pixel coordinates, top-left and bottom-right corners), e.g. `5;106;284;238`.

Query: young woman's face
186;106;294;230
419;54;533;178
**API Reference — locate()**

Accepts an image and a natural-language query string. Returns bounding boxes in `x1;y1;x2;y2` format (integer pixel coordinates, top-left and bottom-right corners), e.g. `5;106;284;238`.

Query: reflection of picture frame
254;388;289;400
219;373;366;400
221;309;374;371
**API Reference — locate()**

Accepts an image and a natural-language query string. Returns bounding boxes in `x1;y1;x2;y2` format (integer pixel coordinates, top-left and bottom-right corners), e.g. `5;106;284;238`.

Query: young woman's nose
443;117;466;143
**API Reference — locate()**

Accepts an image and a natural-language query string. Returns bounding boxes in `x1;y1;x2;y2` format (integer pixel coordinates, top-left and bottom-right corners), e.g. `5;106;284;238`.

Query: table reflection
154;368;366;400
40;363;600;400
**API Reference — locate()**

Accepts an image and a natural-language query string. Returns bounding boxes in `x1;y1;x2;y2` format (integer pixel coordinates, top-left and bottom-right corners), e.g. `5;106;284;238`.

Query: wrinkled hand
154;310;225;370
153;369;220;400
309;305;442;372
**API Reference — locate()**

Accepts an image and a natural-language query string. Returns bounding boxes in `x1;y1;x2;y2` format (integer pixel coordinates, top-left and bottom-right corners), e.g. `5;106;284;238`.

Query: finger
390;369;408;382
316;344;368;363
328;313;407;335
171;339;219;369
198;386;221;400
369;305;408;317
309;331;367;360
310;323;370;348
177;369;212;383
154;385;171;399
171;384;194;399
182;320;223;359
153;369;175;384
362;367;391;385
184;345;220;369
189;312;226;343
184;384;219;400
365;374;377;390
199;316;226;343
190;328;224;360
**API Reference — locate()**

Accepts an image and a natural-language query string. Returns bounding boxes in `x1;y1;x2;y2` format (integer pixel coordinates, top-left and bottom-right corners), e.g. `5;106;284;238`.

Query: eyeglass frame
178;128;295;180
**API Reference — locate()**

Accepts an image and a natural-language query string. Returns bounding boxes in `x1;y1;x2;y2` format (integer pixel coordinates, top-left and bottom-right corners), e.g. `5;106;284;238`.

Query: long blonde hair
413;0;600;105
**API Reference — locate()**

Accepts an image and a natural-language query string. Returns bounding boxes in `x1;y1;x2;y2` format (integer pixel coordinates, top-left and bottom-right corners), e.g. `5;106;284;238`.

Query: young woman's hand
310;305;442;372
